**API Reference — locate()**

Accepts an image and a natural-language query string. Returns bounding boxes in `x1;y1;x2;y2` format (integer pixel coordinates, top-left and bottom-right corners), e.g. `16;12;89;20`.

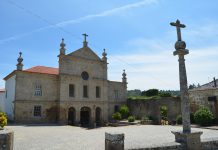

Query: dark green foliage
141;90;146;96
190;113;195;124
176;115;182;124
127;89;141;97
194;107;214;126
128;116;135;122
144;89;159;96
158;91;172;97
112;112;122;120
119;105;129;119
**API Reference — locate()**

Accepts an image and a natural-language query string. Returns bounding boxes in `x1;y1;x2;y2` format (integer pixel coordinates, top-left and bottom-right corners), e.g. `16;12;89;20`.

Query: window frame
83;85;88;98
96;86;101;98
33;105;42;117
34;84;42;96
69;84;75;97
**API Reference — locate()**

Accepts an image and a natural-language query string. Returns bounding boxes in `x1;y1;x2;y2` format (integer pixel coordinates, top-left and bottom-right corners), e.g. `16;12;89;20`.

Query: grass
128;95;162;100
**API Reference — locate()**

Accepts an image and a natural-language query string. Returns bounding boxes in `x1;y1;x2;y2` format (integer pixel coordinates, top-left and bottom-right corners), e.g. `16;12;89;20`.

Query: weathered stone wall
126;138;218;150
189;89;218;118
15;72;59;101
127;97;181;123
14;101;58;123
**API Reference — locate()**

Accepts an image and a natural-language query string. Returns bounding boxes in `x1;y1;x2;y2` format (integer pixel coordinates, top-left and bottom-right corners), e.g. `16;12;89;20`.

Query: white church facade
3;35;127;126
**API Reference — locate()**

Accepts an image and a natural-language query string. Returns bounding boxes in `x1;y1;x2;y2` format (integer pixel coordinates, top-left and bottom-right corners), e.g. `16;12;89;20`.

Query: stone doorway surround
80;107;91;127
68;107;76;125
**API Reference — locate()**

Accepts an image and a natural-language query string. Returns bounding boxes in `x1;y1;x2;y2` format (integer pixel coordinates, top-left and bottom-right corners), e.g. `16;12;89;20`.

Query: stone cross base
105;132;124;150
172;131;203;150
0;129;14;150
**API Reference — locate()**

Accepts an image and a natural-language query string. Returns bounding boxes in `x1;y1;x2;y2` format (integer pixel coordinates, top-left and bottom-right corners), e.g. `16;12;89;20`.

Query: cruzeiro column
170;19;191;133
170;20;202;150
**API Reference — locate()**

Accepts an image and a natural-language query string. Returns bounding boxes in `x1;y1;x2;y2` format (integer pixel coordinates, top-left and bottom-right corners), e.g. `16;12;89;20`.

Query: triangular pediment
68;46;101;61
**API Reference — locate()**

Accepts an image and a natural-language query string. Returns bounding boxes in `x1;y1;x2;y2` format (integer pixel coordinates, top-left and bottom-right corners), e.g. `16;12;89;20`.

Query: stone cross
82;33;88;42
170;19;191;133
170;19;186;41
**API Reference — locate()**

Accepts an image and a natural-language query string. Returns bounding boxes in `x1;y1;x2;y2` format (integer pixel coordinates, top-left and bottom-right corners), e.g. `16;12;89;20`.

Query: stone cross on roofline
82;33;88;47
170;19;186;41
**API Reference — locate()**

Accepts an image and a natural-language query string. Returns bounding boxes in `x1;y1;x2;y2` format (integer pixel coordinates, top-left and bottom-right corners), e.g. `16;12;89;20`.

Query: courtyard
6;124;218;150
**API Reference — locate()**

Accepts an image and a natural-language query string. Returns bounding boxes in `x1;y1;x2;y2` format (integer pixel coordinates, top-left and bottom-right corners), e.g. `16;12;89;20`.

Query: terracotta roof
23;66;59;75
0;89;5;92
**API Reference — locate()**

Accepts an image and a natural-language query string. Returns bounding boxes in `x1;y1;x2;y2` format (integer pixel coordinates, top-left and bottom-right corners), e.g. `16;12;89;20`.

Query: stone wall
126;138;218;150
127;97;181;123
189;88;218;118
14;100;58;123
15;72;59;101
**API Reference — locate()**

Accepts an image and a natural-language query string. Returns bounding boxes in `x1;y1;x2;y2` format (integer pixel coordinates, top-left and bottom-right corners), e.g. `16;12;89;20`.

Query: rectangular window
114;90;118;99
34;106;41;117
114;105;119;112
69;84;75;97
34;84;42;96
96;86;100;98
83;85;88;98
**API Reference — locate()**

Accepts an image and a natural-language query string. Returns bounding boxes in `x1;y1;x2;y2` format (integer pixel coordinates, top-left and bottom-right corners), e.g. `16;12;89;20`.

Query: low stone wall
126;139;218;150
0;129;14;150
127;97;181;123
202;137;218;150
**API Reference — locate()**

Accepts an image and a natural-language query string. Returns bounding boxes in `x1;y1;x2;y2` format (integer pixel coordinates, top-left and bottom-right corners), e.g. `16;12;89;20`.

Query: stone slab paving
5;124;218;150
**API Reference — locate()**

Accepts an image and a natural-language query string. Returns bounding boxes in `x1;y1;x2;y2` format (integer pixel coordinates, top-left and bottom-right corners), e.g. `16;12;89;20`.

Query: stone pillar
0;129;14;150
75;109;80;126
105;132;124;150
170;20;202;150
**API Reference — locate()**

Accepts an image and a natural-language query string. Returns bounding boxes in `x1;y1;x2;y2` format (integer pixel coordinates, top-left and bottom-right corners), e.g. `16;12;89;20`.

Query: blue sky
1;0;218;90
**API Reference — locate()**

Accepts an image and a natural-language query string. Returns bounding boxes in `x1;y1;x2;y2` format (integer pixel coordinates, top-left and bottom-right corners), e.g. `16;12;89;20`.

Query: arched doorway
95;107;101;126
80;107;91;126
68;107;75;125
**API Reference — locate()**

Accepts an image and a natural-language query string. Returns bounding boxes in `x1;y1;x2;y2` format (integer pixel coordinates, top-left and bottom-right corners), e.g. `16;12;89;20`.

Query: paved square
6;125;218;150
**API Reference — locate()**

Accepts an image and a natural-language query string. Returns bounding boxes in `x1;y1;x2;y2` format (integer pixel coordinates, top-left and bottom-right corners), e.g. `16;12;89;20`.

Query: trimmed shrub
176;115;182;124
112;112;122;120
0;112;7;128
119;105;129;119
128;116;135;122
194;107;214;126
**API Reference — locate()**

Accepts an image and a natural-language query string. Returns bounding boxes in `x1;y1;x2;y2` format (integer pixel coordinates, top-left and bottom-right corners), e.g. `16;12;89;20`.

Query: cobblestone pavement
6;124;218;150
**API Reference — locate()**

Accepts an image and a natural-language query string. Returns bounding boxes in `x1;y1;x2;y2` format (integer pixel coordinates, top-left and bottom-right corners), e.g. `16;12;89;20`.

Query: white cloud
0;0;157;44
108;39;218;90
56;0;158;27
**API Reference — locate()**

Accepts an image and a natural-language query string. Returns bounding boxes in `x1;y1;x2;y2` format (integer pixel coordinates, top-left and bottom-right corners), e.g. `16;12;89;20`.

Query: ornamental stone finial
102;48;107;62
82;33;88;47
59;38;66;55
122;69;127;84
16;52;23;71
